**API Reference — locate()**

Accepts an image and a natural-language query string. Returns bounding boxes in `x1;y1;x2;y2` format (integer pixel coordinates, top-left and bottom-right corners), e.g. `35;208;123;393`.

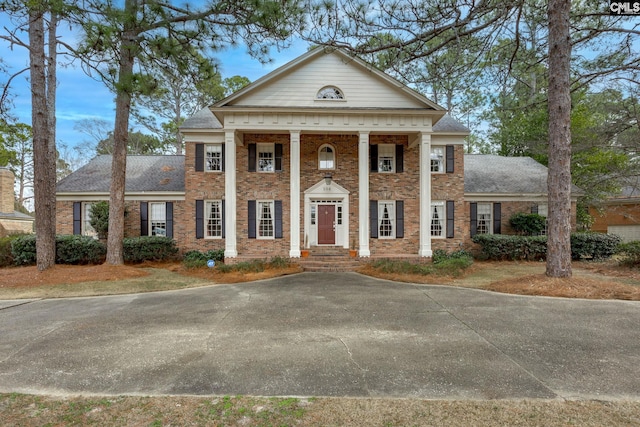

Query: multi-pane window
257;143;274;172
476;203;492;235
150;202;167;236
431;146;445;172
319;145;335;169
316;86;344;99
258;200;274;238
82;202;97;238
378;144;395;173
431;201;445;237
205;144;222;171
205;200;223;238
378;201;395;238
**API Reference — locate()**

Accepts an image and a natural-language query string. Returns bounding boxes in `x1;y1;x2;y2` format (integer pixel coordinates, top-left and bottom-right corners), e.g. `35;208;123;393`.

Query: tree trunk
105;0;138;265
29;8;56;271
546;0;572;278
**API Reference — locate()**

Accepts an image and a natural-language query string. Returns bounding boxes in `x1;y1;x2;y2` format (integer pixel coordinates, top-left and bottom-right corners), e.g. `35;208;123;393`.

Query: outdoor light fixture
324;173;332;186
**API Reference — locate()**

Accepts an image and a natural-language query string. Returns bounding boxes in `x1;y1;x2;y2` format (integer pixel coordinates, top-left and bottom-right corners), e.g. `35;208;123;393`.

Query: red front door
317;205;336;245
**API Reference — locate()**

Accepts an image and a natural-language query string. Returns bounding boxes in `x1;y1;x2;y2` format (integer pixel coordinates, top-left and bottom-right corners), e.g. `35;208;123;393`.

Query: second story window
206;144;222;171
319;145;335;169
378;144;395;173
431;146;444;172
257;143;274;172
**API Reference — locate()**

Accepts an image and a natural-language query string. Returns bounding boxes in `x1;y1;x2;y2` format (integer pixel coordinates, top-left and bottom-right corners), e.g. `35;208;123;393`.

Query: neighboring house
0;167;34;237
589;176;640;242
56;47;580;261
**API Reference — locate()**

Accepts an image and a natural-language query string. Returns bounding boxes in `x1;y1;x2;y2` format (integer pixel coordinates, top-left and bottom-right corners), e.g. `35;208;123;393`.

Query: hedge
11;234;106;265
616;241;640;267
122;236;178;263
10;234;178;265
472;232;622;261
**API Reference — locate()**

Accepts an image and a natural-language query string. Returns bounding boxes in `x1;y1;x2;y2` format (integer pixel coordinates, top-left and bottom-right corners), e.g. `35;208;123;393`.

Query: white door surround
304;179;350;248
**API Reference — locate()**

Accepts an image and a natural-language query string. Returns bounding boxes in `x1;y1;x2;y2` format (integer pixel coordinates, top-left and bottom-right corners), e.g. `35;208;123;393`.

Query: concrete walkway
1;272;639;400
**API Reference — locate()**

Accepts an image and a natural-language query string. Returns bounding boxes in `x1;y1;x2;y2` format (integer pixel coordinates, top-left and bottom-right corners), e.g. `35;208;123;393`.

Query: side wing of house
56;156;186;244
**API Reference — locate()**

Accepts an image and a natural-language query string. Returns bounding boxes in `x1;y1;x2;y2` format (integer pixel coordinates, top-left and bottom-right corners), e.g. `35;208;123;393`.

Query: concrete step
296;247;361;272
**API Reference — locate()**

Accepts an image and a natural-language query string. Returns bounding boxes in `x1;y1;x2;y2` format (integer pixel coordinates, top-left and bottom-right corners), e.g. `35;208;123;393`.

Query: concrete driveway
1;272;639;400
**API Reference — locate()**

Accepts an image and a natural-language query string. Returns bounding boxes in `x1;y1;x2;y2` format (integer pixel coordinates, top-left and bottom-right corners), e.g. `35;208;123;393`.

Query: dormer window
316;86;344;100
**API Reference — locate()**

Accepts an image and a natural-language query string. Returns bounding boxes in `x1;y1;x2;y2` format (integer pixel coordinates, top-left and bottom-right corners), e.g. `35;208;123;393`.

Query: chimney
0;167;16;213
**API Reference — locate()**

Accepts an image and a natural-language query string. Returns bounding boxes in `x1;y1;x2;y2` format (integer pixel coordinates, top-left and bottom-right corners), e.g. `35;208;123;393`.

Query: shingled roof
465;155;551;194
56;155;185;193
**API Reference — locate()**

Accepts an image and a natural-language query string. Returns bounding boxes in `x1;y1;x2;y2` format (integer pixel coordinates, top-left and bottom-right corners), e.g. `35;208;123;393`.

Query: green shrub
55;235;106;264
616;241;640;267
182;249;225;268
269;256;291;269
570;232;621;260
432;249;473;264
509;213;547;236
0;235;24;267
89;201;110;239
123;236;178;263
472;234;547;261
11;234;37;265
11;234;107;265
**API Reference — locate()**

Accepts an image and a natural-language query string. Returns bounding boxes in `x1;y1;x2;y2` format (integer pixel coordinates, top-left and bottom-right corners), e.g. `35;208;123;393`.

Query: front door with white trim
317;204;336;244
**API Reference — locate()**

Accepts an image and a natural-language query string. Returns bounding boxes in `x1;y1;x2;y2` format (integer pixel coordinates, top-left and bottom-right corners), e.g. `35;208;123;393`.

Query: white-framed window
258;200;275;239
378;201;395;238
318;144;335;170
205;144;222;171
431;146;445;172
431;201;445;237
82;202;97;238
316;86;344;100
150;202;167;236
476;203;492;235
205;200;223;238
257;143;274;172
378;144;395;173
537;204;548;235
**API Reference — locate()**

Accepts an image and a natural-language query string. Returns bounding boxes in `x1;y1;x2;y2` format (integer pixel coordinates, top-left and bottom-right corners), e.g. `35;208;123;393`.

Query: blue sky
1;17;310;153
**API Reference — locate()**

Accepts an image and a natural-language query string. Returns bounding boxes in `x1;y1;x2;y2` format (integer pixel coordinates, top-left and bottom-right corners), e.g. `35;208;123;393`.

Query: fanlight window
318;145;335;169
316;86;344;100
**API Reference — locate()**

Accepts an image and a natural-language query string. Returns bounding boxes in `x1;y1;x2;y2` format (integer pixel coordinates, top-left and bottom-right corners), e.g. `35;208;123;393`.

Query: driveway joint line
420;289;559;399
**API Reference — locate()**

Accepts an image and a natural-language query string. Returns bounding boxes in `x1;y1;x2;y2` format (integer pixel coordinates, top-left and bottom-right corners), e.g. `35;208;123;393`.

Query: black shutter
446;145;454;173
248;200;256;238
221;144;225;171
248;144;256;172
395;200;404;238
73;202;82;235
370;144;378;172
165;202;173;238
195;143;204;172
140;202;149;236
470;202;477;237
195;200;204;239
446;200;455;238
493;203;502;234
370;200;378;238
274;200;283;238
221;200;225;238
395;145;404;173
275;144;283;171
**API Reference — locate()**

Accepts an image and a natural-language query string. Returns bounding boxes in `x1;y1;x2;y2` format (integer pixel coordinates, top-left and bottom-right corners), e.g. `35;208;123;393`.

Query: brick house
56;48;580;261
589;176;640;242
0;167;34;237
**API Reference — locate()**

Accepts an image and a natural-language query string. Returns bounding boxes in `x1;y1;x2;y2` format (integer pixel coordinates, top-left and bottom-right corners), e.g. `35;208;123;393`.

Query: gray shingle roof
464;155;549;194
56;155;185;193
433;114;470;133
180;107;222;130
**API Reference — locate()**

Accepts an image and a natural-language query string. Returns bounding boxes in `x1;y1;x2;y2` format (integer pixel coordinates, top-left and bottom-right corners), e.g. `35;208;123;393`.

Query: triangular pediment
214;48;443;111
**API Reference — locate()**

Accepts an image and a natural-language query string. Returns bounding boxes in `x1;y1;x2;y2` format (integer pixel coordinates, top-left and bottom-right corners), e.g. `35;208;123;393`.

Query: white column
289;130;301;257
224;130;238;258
419;132;432;257
358;131;370;257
